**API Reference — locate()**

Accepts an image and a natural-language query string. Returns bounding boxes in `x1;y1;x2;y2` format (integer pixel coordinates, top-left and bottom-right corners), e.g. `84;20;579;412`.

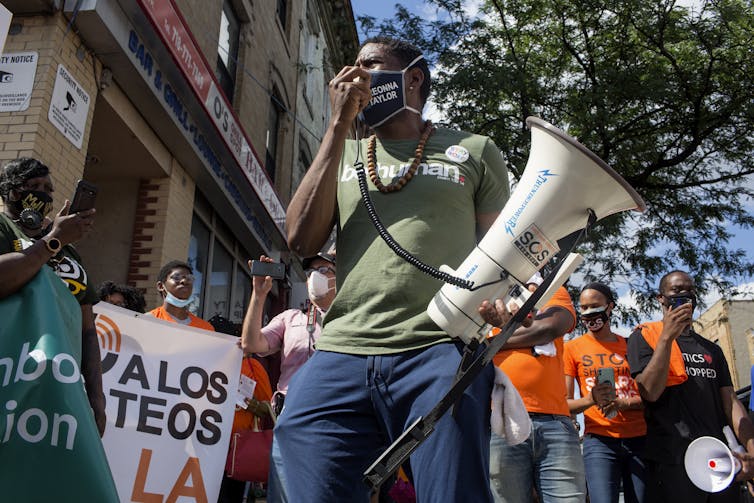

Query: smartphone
596;367;617;418
69;179;98;213
250;260;286;280
671;296;693;309
596;367;616;399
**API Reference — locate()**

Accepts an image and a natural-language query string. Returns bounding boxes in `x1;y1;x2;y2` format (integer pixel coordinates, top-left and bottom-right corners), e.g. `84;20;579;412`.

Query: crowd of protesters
4;33;754;503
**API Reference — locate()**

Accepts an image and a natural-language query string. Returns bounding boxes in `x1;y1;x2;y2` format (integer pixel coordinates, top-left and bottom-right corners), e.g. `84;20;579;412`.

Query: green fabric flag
0;267;118;502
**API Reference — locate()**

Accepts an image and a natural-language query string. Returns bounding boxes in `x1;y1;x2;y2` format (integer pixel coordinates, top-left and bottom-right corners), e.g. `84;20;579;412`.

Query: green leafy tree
360;0;754;320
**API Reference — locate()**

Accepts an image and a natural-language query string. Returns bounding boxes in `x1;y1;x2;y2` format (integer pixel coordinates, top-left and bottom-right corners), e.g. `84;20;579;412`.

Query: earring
409;86;414;90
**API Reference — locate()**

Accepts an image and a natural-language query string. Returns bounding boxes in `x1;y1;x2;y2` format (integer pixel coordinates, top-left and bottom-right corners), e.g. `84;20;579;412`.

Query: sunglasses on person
168;272;195;283
306;266;335;276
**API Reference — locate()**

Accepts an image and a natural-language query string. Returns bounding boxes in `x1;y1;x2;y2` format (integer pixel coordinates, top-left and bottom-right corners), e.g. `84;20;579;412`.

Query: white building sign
0;4;11;55
48;64;90;149
0;51;38;112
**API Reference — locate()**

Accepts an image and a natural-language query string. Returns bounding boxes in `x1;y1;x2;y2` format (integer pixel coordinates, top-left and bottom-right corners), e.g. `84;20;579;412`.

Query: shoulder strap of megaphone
362;210;597;491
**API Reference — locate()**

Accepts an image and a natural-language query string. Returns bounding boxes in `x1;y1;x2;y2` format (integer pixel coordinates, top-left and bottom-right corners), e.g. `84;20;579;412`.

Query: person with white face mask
148;260;215;331
240;249;336;503
564;282;647;503
149;260;270;503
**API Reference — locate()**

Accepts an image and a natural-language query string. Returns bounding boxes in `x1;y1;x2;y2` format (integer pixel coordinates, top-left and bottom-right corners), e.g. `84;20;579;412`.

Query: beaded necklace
367;120;435;193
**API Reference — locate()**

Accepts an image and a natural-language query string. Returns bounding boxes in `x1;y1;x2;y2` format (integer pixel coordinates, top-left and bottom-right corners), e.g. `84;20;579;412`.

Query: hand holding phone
69;179;98;214
250;260;286;280
670;296;693;309
596;367;618;418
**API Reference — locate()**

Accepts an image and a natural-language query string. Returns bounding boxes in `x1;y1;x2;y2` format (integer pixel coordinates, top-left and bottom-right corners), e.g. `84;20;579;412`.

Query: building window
276;0;288;31
188;193;259;332
232;264;252;323
188;214;211;316
266;95;283;183
292;137;312;191
302;2;321;111
216;0;240;101
208;241;233;319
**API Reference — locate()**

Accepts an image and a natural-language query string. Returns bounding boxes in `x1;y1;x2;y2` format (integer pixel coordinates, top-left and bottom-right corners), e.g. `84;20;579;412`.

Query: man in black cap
240;248;336;502
628;270;754;502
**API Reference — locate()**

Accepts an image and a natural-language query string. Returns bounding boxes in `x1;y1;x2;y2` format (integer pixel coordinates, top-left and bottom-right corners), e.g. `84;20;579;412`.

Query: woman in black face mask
563;282;648;503
0;157;105;435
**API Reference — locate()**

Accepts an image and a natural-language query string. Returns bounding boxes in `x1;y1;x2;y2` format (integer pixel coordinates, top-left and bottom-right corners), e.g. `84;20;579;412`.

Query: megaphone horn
427;117;646;343
684;436;740;493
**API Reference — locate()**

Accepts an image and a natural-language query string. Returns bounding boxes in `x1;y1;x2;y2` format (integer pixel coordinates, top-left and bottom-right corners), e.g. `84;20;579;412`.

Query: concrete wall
695;299;754;389
728;301;754;389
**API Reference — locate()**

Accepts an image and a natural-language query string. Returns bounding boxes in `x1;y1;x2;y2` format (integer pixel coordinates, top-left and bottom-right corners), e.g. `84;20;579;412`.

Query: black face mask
580;305;610;332
11;190;53;231
359;55;425;128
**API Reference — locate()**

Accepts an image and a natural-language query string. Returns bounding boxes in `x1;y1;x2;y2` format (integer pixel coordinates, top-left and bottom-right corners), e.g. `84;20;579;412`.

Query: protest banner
94;302;242;503
0;268;119;502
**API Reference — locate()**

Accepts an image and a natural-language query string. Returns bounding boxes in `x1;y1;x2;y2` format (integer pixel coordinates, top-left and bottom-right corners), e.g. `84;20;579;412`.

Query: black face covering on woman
12;190;53;231
580;305;609;332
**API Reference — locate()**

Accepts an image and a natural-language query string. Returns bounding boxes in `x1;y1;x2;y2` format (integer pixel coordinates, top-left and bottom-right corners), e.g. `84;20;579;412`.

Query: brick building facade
694;298;754;390
0;0;358;324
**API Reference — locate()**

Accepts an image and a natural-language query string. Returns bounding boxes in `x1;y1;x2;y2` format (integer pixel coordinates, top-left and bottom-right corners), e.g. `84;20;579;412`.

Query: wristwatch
42;236;62;255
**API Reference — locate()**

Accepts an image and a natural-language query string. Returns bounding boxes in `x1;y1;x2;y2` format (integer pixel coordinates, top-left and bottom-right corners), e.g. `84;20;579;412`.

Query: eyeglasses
168;273;195;283
306;266;335;276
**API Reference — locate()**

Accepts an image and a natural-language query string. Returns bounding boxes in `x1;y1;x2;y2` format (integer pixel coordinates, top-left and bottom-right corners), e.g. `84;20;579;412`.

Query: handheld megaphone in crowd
685;426;745;493
426;117;646;343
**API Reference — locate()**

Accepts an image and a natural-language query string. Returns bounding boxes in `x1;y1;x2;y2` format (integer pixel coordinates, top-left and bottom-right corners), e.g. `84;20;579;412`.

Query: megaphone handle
723;426;743;451
721;426;745;474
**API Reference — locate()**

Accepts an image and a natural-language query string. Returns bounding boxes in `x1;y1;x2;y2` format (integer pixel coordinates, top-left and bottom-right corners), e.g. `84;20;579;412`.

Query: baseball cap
302;247;336;270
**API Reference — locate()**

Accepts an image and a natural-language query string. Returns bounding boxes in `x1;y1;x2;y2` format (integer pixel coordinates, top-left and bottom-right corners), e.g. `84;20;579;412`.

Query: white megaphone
685;426;745;493
427;117;646;343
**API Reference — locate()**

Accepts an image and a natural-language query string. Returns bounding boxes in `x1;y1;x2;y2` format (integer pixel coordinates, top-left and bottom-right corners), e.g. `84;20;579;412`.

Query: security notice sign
0;51;38;112
0;4;11;55
48;64;90;149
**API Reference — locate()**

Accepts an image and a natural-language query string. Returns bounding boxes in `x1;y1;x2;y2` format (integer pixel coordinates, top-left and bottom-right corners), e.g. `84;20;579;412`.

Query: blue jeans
490;413;586;503
583;434;646;503
275;343;495;502
265;434;288;503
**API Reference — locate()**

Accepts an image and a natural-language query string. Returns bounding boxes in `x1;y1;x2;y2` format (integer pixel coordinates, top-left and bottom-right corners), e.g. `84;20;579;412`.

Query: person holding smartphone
564;282;646;503
0;157;104;435
240;248;336;503
628;270;754;502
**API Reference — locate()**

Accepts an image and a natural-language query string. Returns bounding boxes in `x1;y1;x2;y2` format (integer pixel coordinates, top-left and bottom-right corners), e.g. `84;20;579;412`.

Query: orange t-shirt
493;287;576;416
232;357;273;432
635;321;688;387
149;305;216;332
563;334;646;438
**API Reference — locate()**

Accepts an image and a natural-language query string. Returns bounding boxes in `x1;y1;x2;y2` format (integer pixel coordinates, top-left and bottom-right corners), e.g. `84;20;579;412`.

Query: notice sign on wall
0;51;38;112
0;4;12;55
48;64;90;149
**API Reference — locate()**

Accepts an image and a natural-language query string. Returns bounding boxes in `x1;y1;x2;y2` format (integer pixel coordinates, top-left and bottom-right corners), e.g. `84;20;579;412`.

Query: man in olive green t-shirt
278;37;510;502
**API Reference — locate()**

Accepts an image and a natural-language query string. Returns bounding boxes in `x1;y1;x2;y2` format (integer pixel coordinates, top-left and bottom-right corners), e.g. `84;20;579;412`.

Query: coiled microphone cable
351;125;506;291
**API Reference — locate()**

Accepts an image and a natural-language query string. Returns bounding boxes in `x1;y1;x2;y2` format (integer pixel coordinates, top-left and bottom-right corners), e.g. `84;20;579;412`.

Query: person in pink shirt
240;249;336;502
